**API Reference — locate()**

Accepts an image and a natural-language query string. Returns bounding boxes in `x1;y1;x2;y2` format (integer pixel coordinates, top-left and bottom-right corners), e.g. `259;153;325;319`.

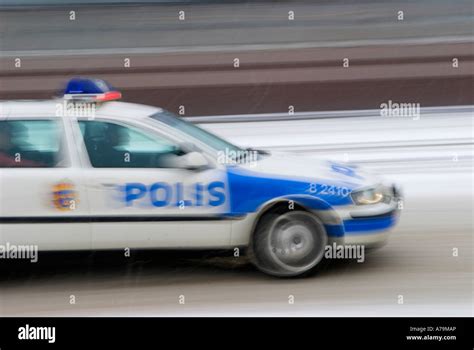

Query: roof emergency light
63;78;122;102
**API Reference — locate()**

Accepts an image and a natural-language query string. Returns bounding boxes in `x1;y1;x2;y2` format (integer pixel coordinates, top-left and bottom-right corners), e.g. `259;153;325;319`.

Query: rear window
0;120;67;168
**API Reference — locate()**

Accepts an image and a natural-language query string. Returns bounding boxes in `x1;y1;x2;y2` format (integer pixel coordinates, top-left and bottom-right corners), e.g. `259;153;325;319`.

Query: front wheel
249;210;328;277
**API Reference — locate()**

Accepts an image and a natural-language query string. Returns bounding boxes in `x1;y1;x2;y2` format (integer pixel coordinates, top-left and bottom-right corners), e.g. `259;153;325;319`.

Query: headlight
351;186;387;205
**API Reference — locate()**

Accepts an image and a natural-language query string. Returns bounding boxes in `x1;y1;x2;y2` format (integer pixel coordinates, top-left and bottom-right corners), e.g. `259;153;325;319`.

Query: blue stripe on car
226;166;354;215
343;213;398;234
225;166;398;237
324;224;345;237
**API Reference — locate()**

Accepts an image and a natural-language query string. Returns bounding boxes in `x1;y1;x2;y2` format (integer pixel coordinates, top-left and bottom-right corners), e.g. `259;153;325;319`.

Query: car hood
235;151;380;190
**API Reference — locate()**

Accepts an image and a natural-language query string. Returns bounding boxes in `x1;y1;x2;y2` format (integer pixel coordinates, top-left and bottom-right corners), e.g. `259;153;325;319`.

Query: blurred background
0;0;472;316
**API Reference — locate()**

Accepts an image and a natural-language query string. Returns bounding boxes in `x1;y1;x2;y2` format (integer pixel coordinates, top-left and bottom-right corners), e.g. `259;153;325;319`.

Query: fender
243;194;346;245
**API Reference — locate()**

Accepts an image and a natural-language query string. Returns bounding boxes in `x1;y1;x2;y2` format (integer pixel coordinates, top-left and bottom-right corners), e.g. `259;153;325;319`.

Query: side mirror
162;151;209;170
181;151;209;170
178;142;199;153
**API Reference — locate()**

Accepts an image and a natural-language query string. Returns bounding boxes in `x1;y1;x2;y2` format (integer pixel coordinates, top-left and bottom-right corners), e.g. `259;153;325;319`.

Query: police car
0;78;401;277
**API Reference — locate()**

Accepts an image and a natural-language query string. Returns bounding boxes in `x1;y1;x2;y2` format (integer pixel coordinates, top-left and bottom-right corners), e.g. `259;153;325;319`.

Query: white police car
0;78;401;277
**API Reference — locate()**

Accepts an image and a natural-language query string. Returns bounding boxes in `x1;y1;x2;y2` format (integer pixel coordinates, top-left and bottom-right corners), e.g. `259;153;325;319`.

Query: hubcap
268;213;326;272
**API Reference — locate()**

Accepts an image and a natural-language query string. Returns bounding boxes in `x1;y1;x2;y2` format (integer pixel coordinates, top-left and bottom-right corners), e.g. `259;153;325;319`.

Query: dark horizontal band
0;215;246;224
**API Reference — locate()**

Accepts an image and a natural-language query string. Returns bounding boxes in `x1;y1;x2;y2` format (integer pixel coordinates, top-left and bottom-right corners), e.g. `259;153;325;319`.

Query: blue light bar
63;78;121;102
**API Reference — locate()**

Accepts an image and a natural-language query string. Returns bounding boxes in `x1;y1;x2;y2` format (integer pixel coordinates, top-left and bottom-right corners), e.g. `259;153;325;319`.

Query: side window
79;120;181;168
0;120;67;168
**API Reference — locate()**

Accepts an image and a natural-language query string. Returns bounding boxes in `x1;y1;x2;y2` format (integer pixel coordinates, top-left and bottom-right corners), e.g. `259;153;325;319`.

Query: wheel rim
267;213;326;273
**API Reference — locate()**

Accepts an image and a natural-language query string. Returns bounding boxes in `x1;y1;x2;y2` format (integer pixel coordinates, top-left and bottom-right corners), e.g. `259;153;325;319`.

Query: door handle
90;181;118;190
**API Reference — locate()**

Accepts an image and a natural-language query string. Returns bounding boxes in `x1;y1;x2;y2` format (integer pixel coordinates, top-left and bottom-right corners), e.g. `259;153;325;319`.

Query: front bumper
327;183;402;248
344;209;399;233
342;209;399;248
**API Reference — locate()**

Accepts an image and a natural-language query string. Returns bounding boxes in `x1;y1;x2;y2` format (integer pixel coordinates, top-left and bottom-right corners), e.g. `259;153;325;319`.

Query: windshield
149;110;244;155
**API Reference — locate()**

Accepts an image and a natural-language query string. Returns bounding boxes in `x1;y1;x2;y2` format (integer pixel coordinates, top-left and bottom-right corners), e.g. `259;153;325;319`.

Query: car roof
0;99;162;120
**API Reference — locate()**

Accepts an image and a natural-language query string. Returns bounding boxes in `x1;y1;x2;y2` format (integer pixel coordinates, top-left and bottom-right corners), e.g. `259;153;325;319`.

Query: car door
76;118;231;249
0;117;91;251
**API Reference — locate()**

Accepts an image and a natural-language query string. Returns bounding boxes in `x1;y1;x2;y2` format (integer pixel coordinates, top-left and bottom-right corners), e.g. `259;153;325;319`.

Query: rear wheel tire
250;210;327;277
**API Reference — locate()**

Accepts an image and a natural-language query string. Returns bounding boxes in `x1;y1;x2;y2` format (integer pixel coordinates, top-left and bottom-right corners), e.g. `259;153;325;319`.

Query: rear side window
0;120;67;168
